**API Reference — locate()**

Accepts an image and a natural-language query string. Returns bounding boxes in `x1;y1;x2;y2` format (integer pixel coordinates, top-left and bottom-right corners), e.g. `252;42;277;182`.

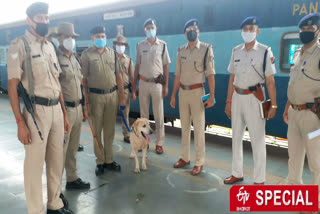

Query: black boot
78;144;84;152
103;161;121;171
59;193;68;209
66;178;90;190
95;164;104;176
47;207;73;214
123;136;130;143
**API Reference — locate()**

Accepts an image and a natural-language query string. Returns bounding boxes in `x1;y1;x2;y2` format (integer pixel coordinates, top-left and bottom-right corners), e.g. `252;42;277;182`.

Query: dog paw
142;167;148;171
134;168;140;174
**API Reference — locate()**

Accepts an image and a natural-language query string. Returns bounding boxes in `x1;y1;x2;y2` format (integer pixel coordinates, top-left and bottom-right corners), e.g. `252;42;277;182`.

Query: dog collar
131;127;139;138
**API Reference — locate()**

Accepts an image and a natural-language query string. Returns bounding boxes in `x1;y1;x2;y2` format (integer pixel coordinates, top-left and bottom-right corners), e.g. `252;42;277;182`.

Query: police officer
113;35;134;143
7;2;73;214
132;18;171;154
81;26;125;176
170;19;215;176
283;13;320;212
56;22;90;189
224;16;277;185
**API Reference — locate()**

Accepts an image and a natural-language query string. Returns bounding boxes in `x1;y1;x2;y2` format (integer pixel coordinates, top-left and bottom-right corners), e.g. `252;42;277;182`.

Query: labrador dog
129;118;153;173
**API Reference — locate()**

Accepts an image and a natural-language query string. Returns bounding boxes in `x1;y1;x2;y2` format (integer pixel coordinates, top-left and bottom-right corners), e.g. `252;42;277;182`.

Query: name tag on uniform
142;50;148;53
60;64;69;68
181;56;187;60
235;59;240;62
32;54;41;58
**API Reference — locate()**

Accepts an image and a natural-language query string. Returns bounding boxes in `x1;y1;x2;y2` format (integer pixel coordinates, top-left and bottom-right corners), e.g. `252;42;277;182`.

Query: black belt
124;84;130;89
65;100;81;108
89;86;117;94
33;96;59;106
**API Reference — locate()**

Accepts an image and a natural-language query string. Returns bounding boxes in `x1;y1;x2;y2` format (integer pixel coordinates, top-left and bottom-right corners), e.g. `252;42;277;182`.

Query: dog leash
120;106;131;132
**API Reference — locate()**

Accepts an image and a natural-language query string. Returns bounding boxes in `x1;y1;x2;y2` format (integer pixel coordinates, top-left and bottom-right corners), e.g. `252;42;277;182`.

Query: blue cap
298;13;320;28
144;18;156;28
90;26;105;35
240;16;259;28
184;18;199;32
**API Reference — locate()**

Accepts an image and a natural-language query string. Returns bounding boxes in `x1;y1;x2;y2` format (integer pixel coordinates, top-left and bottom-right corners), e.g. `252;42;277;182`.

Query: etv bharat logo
237;186;250;205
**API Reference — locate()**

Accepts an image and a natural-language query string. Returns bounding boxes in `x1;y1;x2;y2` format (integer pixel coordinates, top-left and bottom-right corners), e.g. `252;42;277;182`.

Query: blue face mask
94;38;106;48
146;29;156;38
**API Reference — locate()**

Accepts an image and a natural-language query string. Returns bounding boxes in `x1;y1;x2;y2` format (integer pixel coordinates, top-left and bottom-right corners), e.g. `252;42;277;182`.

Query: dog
129;118;153;173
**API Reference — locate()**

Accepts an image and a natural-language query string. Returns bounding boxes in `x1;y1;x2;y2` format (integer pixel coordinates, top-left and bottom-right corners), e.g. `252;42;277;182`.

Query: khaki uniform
287;42;320;204
57;48;83;182
81;46;120;164
118;54;134;138
136;38;171;146
7;30;64;214
228;42;276;183
175;40;215;166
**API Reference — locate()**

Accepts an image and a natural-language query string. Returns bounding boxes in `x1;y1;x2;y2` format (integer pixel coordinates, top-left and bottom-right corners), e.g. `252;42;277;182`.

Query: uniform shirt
57;47;82;102
7;30;61;99
118;54;134;87
81;46;120;89
228;41;276;89
288;42;320;104
136;38;171;79
175;40;215;85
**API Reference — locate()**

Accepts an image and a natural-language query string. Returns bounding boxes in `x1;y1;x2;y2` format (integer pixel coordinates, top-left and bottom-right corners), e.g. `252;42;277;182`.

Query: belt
33;96;59;106
291;103;316;111
65;100;81;108
124;84;130;90
88;86;117;94
234;85;258;95
140;76;155;83
180;83;203;90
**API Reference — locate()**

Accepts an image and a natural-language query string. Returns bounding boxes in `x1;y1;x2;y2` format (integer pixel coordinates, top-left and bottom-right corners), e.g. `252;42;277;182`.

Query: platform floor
0;95;312;214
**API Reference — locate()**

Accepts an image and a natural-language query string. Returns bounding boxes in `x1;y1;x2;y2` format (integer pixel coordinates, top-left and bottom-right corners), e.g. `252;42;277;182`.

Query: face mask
187;30;197;42
51;38;59;47
34;22;49;37
146;29;156;38
241;31;256;43
299;31;317;44
94;38;106;48
63;38;75;51
116;45;125;54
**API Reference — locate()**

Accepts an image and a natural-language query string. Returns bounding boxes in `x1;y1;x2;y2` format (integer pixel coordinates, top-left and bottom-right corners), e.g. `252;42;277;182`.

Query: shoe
191;165;203;176
47;207;73;214
224;175;244;184
123;137;130;143
253;182;264;185
78;144;84;152
104;161;121;171
155;145;163;154
173;158;190;168
66;178;90;190
95;164;104;176
59;193;68;209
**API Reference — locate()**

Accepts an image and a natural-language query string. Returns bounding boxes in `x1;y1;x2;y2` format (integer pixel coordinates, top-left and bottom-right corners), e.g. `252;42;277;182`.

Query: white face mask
116;45;125;54
63;38;75;51
241;31;256;43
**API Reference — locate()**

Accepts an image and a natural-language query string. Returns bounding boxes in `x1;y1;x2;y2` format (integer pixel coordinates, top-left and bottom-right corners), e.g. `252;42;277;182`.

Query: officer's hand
162;87;168;98
267;108;276;120
64;116;70;134
82;109;89;122
283;110;288;125
131;92;136;102
225;103;231;119
170;96;175;109
203;96;215;108
18;120;31;145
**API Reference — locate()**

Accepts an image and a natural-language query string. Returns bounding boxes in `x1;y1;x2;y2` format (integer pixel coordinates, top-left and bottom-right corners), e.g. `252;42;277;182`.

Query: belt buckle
184;85;190;90
147;79;152;83
47;99;51;106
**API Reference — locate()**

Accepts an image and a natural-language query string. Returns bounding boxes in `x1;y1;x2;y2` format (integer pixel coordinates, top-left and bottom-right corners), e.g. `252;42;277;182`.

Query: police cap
184;18;199;32
90;26;106;35
26;2;49;18
144;18;156;28
298;13;320;28
240;16;259;29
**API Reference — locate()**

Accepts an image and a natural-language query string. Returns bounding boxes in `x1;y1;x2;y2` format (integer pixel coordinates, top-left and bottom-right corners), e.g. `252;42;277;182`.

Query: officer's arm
82;78;89;107
206;46;215;101
133;64;139;93
226;74;235;101
163;64;169;89
8;79;24;123
207;74;215;100
266;75;277;106
116;73;125;106
129;59;134;83
171;50;181;98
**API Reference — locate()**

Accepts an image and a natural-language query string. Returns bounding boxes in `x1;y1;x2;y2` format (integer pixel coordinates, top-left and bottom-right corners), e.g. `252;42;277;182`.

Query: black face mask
187;30;197;42
299;31;316;44
33;21;49;37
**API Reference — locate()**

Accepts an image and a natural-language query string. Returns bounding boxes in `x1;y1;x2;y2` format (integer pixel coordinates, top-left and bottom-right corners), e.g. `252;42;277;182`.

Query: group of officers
5;1;320;214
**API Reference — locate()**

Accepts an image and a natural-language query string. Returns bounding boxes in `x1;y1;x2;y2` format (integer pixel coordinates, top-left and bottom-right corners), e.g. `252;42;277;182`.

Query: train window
279;31;301;73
